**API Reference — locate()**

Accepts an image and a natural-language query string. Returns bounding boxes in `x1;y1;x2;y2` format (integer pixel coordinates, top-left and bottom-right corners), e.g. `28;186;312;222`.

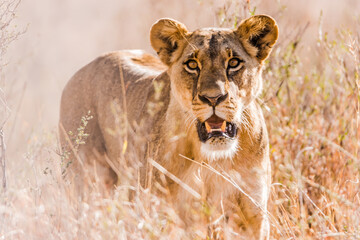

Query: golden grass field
1;0;360;239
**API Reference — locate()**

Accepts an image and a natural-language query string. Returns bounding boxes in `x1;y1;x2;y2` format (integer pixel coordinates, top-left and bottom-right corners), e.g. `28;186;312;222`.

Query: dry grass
1;0;360;239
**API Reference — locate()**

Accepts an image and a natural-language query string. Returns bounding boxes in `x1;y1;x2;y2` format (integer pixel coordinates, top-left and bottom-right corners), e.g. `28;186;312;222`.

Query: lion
59;15;278;239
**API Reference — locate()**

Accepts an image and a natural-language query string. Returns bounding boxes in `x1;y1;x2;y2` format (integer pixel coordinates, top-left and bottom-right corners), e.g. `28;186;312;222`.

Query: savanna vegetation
1;0;359;239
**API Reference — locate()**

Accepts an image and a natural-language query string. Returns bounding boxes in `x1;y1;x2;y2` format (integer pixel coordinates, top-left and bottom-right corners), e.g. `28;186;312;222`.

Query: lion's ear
150;18;189;66
235;15;278;62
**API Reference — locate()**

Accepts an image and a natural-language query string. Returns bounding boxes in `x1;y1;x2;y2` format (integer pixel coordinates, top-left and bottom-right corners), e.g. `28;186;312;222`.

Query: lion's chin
200;138;238;162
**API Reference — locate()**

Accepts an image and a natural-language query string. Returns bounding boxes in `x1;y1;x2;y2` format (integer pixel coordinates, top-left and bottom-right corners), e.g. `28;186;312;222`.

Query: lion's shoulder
98;50;166;76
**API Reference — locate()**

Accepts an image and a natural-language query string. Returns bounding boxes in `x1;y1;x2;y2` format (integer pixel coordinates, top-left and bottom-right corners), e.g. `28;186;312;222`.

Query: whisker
185;115;197;134
239;108;254;143
183;111;197;134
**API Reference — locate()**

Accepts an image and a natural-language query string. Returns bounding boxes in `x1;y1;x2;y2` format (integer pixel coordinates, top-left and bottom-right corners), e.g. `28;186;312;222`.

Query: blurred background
1;0;360;239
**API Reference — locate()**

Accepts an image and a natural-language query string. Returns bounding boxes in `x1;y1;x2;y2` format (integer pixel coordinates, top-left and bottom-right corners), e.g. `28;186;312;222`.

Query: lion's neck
153;94;198;167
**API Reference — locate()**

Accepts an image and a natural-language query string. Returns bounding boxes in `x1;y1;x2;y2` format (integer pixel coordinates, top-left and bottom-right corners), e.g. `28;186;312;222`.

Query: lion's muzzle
196;114;237;142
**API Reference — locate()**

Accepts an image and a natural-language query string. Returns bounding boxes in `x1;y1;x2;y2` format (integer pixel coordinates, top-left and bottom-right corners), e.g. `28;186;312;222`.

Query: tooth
211;129;221;132
221;121;226;132
205;122;211;133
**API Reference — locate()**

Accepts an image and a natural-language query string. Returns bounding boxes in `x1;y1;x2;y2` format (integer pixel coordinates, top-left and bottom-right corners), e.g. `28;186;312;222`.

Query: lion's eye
227;58;243;72
185;60;199;72
228;58;240;68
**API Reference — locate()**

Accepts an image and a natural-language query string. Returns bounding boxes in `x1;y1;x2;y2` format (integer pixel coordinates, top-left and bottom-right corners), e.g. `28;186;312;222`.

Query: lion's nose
198;93;228;106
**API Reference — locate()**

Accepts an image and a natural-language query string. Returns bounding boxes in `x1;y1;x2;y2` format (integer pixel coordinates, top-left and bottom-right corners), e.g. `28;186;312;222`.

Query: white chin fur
200;138;238;162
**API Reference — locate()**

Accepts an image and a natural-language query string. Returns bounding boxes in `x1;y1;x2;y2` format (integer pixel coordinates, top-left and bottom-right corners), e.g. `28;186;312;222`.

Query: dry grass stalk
1;0;360;239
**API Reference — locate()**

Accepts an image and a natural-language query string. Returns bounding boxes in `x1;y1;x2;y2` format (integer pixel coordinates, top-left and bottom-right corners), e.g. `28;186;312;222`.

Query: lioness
60;15;278;239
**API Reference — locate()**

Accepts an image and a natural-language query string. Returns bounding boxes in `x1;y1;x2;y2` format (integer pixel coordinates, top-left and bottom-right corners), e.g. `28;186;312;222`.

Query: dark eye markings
228;58;240;68
227;57;244;73
184;59;199;74
185;60;198;69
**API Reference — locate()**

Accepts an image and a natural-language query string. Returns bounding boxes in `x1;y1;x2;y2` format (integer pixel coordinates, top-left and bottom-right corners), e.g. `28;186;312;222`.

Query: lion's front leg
238;208;269;240
232;178;270;240
236;193;270;239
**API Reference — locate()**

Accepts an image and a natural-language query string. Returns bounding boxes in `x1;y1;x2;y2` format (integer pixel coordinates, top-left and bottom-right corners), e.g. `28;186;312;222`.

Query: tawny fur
60;15;278;239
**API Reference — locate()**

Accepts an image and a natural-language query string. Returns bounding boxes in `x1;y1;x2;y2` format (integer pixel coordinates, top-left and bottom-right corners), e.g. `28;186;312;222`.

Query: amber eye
185;60;198;70
228;58;241;68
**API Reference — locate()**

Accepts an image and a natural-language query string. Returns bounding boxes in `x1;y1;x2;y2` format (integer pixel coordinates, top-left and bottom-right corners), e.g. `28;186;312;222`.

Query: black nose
198;93;228;106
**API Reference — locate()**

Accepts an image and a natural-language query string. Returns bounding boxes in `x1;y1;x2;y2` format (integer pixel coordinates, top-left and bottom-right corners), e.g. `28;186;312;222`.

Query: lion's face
168;30;263;160
150;16;278;160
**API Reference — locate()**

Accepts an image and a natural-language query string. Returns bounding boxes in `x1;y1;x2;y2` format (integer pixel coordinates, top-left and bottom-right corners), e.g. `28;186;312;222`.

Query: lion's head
150;15;278;161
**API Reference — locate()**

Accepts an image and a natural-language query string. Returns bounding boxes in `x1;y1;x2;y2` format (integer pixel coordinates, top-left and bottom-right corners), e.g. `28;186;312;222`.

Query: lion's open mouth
196;114;237;142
